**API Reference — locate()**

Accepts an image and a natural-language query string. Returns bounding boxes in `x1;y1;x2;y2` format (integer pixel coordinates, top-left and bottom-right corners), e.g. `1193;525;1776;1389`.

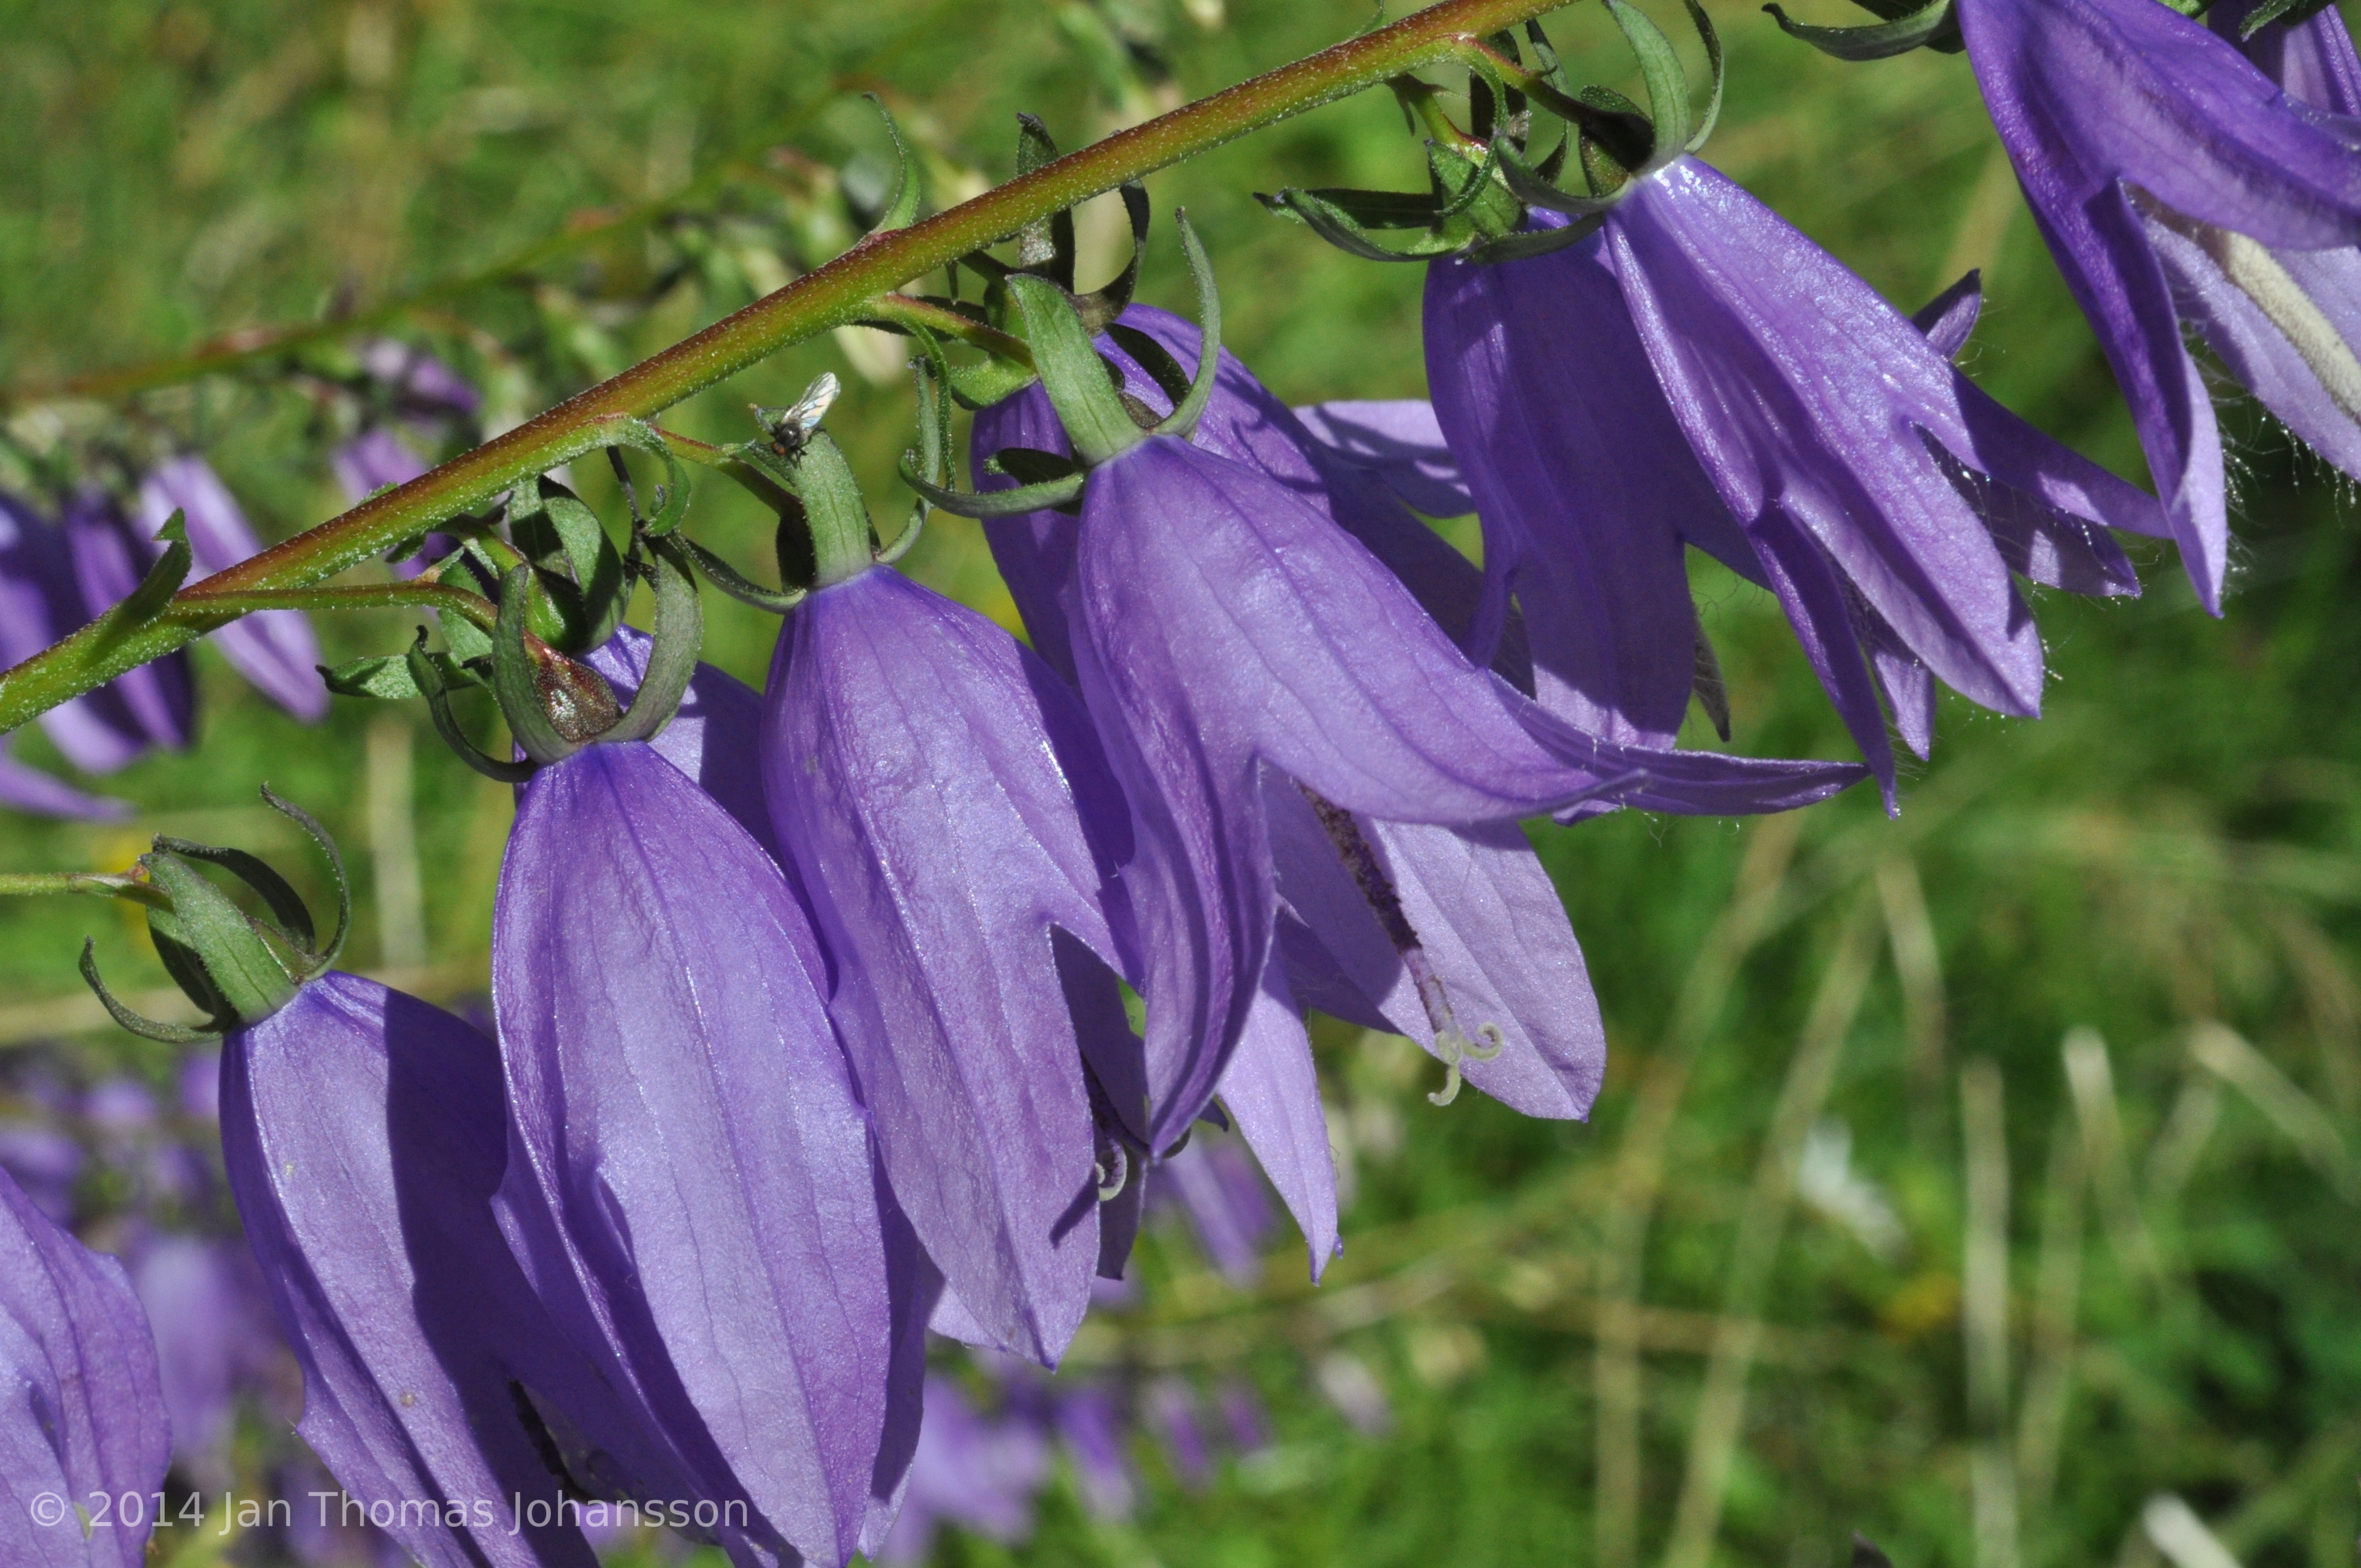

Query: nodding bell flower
0;492;193;818
751;387;1143;1367
478;532;924;1565
0;1162;171;1568
1407;0;2166;807
79;793;669;1567
336;344;481;578
927;224;1868;1162
137;456;328;720
1946;0;2361;609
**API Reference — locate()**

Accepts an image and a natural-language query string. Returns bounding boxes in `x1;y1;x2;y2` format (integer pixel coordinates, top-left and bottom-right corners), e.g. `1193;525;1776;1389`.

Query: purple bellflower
494;736;921;1565
336;337;481;578
972;300;1860;1169
1428;165;2163;803
0;1163;171;1568
1157;1130;1276;1287
138;456;328;720
222;970;700;1568
0;492;192;819
1956;0;2361;609
126;1234;273;1493
877;1377;1049;1566
1053;1385;1138;1521
761;535;1141;1368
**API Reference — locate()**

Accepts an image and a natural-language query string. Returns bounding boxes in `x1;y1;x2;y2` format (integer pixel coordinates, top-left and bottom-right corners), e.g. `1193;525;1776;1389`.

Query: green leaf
322;651;485;701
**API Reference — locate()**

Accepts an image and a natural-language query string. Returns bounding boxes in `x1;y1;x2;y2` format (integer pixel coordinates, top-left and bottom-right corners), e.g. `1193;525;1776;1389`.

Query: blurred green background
3;2;2360;1566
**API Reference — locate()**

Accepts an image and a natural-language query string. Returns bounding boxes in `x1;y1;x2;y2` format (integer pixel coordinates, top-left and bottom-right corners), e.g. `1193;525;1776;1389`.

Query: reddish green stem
0;0;1563;736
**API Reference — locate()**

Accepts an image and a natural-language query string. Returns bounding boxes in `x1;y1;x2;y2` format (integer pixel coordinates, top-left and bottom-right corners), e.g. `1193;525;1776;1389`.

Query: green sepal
1075;184;1153;334
1495;135;1621;218
408;626;536;784
1256;187;1479;263
86;512;192;651
883;351;950;564
1684;0;1726;151
150;834;317;955
323;651;485;701
259;784;350;971
2236;0;2333;36
1014;114;1076;285
862;94;922;236
1464;211;1606;265
900;459;1085;519
783;431;881;589
138;853;299;1026
1603;0;1694;171
1151;212;1221;442
988;448;1088;488
679;536;808;614
1010;274;1143;465
1763;0;1961;59
80;940;214;1046
602;533;703;744
1259;186;1451;232
509;477;628;655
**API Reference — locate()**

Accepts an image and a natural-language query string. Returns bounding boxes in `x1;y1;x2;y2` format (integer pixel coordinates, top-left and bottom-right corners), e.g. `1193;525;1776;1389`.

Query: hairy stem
0;872;172;912
0;0;1563;736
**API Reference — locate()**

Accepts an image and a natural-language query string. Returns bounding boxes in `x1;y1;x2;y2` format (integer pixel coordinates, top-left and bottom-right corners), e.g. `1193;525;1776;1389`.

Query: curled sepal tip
407;626;536;785
80;939;216;1046
900;457;1086;519
1762;0;1961;59
493;565;621;764
601;535;703;744
861;93;923;237
1151;211;1222;443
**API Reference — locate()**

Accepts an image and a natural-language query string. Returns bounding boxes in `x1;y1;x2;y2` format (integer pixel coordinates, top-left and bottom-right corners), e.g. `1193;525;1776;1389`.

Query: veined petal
222;975;643;1568
763;568;1132;1366
2220;0;2361;116
1959;0;2361;253
494;744;898;1566
1424;230;1718;747
59;493;195;757
1264;780;1603;1120
137;457;327;721
0;1167;168;1568
1211;952;1340;1281
1291;399;1474;518
585;627;786;869
1749;507;1903;810
1609;160;2048;712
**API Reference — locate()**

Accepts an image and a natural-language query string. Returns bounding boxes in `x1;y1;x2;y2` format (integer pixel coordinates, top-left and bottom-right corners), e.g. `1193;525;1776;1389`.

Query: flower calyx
1260;2;1724;265
904;209;1221;521
80;787;351;1043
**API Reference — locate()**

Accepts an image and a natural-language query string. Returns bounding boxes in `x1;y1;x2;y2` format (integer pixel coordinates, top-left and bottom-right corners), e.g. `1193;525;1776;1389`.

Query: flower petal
1212;953;1341;1281
0;1166;169;1568
138;457;327;721
223;974;637;1568
764;569;1133;1366
1291;399;1473;518
495;744;899;1565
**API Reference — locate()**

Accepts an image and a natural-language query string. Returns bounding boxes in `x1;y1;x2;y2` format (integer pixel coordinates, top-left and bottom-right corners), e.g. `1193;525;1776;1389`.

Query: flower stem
0;872;172;911
172;581;502;635
0;0;1562;736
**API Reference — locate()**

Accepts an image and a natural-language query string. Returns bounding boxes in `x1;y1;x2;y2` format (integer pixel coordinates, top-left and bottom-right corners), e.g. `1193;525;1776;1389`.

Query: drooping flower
57;492;195;760
973;300;1864;1159
1427;167;2162;802
1954;0;2361;608
0;1162;171;1568
124;1234;273;1494
761;546;1140;1368
222;970;697;1567
875;1377;1049;1566
335;341;480;578
1052;1385;1138;1521
137;456;328;720
1143;1378;1211;1490
494;737;921;1564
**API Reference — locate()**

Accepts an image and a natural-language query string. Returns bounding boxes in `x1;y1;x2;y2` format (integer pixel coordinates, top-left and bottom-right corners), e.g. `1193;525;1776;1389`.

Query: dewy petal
1074;436;1861;1146
137;457;327;720
1425;228;1722;747
1210;950;1341;1280
1290;399;1473;518
1263;779;1603;1120
1959;0;2361;253
763;567;1136;1367
1609;159;2047;715
494;744;901;1566
221;974;670;1568
0;1166;171;1568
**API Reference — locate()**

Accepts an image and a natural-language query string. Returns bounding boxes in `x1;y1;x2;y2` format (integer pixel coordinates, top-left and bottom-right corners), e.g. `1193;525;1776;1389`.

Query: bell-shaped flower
224;970;689;1568
0;1162;171;1567
1955;0;2361;609
494;736;918;1565
760;472;1141;1366
0;491;192;817
334;339;480;579
1430;165;2164;802
137;456;327;720
969;290;1861;1159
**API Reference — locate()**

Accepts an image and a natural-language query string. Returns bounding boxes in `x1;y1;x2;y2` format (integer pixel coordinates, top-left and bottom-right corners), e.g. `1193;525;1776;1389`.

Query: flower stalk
0;0;1567;738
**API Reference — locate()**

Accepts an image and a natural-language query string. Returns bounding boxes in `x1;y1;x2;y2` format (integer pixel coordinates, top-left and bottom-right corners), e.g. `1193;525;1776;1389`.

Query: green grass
3;2;2359;1566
